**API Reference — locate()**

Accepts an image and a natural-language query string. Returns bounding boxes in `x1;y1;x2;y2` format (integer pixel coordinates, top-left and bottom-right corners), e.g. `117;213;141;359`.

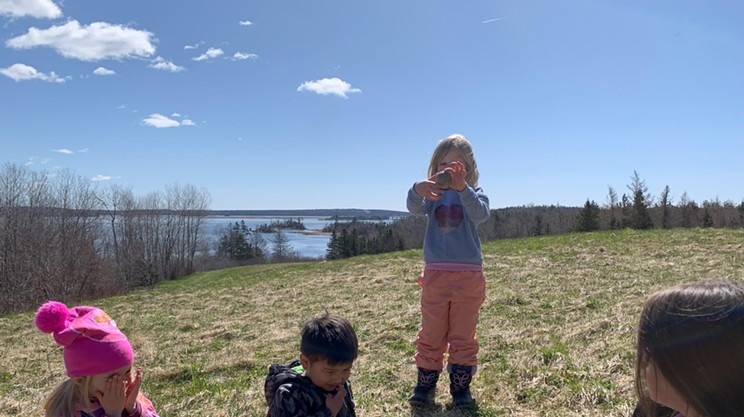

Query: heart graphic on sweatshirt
435;204;464;233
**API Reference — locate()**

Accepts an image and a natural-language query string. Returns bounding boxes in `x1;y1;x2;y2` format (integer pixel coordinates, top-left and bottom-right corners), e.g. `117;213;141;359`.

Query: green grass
1;228;742;417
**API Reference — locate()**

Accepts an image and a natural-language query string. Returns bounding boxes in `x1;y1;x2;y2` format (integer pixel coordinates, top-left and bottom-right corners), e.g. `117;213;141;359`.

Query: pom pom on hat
35;301;69;334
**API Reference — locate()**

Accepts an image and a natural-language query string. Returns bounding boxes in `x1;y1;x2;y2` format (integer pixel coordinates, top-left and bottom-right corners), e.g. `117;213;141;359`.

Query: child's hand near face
325;384;347;417
95;375;128;417
124;368;143;414
443;161;467;191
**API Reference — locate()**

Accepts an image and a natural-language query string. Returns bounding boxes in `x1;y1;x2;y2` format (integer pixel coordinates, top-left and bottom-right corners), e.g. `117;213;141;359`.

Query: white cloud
232;52;258;61
184;41;203;50
482;17;505;24
239;20;253;26
193;47;223;61
52;148;73;154
93;66;115;76
142;113;196;128
0;63;67;83
171;112;182;117
148;56;185;73
297;77;361;99
6;20;155;61
142;114;179;128
0;0;62;19
92;175;112;182
78;148;89;153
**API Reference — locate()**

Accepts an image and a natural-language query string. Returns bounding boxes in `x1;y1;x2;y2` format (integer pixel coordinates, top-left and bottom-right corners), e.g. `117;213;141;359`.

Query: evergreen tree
627;171;654;230
326;229;341;260
532;215;544;236
575;199;600;232
702;208;714;228
606;186;620;230
217;221;262;261
271;228;295;261
659;185;672;229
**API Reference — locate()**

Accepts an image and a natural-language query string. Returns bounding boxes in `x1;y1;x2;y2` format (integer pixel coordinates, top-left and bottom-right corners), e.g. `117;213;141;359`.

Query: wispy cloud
6;20;155;61
193;47;224;61
232;52;258;61
0;63;68;83
149;56;185;72
184;41;204;50
482;17;505;24
93;66;115;76
297;77;361;99
0;0;62;19
52;148;74;155
78;148;89;153
92;174;120;182
25;156;52;166
239;20;253;26
142;113;197;128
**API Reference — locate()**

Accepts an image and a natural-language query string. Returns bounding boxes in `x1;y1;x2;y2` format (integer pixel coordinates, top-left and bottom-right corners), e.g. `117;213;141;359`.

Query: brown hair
635;281;744;417
427;134;480;187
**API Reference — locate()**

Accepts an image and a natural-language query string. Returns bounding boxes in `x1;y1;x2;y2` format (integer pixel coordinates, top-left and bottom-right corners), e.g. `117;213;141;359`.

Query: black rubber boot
409;367;440;406
449;364;475;409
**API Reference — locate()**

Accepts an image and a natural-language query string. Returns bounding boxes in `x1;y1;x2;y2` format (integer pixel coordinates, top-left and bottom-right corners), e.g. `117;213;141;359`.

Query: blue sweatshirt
406;185;490;266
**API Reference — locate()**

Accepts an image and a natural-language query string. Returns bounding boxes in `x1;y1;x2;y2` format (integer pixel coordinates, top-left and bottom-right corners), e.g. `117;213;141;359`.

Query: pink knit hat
35;301;134;377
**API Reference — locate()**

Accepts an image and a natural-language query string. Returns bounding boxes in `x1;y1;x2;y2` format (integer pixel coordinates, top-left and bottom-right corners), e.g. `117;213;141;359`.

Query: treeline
0;163;210;314
323;172;744;260
212;220;306;266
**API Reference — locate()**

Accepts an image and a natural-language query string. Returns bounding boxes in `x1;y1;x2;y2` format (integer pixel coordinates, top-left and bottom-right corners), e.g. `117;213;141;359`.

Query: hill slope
2;228;743;417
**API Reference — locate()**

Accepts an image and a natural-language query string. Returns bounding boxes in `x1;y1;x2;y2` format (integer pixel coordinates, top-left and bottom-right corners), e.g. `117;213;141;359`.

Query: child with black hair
265;314;358;417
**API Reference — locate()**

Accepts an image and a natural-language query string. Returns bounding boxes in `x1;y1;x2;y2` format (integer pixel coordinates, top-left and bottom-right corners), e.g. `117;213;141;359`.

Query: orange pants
414;269;486;371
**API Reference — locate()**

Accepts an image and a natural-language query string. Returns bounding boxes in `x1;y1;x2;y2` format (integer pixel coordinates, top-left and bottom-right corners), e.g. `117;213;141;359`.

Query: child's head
635;281;744;417
428;134;479;187
299;313;358;391
35;301;135;416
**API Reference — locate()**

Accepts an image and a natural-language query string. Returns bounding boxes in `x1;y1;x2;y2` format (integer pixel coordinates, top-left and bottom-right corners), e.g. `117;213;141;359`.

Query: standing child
264;314;358;417
35;301;159;417
634;281;744;417
406;134;490;408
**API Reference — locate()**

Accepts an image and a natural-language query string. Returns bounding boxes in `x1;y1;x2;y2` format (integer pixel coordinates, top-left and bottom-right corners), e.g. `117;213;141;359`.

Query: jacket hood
264;360;311;404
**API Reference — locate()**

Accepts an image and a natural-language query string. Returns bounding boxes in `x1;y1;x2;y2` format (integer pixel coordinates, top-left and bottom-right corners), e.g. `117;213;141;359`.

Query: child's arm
459;186;490;224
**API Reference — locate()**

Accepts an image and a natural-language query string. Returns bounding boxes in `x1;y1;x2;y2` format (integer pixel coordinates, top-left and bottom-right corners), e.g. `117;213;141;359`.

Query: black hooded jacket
264;360;356;417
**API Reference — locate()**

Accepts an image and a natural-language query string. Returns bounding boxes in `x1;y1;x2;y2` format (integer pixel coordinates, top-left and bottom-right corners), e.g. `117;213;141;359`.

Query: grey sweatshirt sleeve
458;186;490;224
406;184;428;215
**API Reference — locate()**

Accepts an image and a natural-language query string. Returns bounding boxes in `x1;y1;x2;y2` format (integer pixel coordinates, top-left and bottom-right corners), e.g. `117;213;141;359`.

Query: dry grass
1;228;743;417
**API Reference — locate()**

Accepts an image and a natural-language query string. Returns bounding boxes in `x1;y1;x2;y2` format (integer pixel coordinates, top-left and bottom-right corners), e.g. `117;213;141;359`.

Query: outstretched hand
325;384;347;417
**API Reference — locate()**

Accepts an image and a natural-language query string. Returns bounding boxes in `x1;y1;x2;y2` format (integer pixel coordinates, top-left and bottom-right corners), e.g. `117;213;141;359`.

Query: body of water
203;216;339;259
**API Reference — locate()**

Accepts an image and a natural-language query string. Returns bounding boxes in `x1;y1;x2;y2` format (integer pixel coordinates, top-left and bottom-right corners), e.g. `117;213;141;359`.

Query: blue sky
2;1;742;211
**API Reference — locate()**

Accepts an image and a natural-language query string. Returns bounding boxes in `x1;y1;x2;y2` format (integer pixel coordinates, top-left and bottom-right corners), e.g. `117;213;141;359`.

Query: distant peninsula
208;208;409;219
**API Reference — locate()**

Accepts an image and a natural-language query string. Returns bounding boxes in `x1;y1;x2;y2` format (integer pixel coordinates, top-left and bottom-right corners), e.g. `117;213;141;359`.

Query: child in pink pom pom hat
35;301;159;417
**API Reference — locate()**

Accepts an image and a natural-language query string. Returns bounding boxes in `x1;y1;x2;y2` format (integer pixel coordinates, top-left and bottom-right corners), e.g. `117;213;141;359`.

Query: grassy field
1;228;743;417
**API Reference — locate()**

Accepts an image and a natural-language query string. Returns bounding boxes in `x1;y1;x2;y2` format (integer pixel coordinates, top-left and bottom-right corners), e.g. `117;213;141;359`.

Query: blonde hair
427;134;480;187
44;377;91;417
635;281;744;417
